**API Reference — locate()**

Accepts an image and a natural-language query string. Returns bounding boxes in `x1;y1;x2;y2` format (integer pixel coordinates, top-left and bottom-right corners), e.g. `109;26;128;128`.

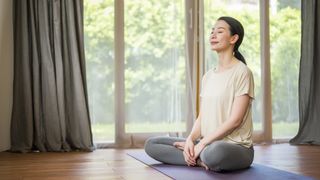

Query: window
124;0;187;133
270;0;300;138
84;0;115;142
84;0;190;144
84;0;301;144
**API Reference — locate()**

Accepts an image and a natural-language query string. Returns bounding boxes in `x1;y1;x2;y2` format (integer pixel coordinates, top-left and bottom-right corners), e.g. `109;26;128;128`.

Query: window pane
124;0;187;133
270;0;300;138
84;0;115;142
203;0;262;131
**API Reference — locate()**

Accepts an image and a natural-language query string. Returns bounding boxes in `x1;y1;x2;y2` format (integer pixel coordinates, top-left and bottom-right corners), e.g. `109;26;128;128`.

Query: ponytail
234;49;246;65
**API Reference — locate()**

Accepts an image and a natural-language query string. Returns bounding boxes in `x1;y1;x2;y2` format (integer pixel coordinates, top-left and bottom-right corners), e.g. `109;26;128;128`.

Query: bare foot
197;159;209;170
173;141;185;151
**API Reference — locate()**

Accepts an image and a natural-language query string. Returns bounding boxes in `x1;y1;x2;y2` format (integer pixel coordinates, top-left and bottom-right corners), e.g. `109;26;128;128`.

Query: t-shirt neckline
212;61;242;74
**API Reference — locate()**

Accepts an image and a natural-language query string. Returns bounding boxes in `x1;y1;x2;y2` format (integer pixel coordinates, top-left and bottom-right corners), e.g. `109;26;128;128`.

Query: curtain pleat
290;0;320;145
11;0;94;152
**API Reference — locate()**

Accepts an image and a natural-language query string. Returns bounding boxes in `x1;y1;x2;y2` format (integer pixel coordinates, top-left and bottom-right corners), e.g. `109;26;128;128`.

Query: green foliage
277;0;300;10
270;8;301;122
84;0;187;124
123;0;186;123
84;0;115;123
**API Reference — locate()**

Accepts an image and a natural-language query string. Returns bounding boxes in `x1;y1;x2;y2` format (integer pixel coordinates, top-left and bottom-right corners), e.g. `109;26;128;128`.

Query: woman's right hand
183;138;196;166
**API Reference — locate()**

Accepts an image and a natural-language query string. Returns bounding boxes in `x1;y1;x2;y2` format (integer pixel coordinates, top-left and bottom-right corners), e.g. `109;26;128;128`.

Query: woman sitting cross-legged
144;16;254;172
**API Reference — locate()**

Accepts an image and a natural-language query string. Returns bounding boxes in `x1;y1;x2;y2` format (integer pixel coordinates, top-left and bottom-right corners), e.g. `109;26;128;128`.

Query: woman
144;16;254;171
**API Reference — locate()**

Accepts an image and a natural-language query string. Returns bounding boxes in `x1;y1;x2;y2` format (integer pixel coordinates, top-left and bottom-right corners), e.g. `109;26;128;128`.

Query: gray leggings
144;136;254;171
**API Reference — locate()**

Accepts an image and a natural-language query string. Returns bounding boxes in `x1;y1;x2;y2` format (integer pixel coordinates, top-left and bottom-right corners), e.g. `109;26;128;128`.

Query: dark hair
218;16;246;65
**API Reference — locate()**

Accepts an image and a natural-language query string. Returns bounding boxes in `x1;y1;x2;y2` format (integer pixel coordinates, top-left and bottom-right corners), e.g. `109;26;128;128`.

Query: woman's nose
210;32;216;39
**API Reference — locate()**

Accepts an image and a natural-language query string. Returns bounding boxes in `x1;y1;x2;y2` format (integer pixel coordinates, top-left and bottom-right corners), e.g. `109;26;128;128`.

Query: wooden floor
0;143;319;180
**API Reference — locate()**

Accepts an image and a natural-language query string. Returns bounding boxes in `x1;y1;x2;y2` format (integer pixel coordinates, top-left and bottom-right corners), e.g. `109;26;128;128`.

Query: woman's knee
200;141;226;171
144;137;157;155
200;141;253;171
144;136;172;156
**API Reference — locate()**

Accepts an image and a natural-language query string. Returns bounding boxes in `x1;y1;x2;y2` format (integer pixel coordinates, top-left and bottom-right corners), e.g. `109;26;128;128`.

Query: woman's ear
230;34;239;45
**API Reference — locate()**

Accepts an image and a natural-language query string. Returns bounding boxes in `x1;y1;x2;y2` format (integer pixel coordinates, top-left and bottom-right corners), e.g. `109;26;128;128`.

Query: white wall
0;0;13;151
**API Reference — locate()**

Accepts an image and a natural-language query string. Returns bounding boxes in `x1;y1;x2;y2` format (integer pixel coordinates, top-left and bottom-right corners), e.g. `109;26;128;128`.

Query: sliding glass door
84;0;301;144
270;0;300;138
124;0;187;134
84;0;115;142
84;0;191;144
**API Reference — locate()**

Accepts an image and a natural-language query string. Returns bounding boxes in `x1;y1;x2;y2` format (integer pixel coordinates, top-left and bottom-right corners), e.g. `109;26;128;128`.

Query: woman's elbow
231;118;243;129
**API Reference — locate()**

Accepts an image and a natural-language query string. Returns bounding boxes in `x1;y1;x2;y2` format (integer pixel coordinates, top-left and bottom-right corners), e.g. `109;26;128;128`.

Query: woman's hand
183;138;196;166
173;140;196;165
173;141;185;151
192;142;206;161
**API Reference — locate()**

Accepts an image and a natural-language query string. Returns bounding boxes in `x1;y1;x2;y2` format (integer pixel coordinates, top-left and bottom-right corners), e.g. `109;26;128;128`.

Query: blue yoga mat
127;150;315;180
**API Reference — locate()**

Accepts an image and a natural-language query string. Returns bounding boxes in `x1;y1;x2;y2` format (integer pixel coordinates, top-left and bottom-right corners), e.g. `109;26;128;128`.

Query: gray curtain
290;0;320;145
11;0;94;152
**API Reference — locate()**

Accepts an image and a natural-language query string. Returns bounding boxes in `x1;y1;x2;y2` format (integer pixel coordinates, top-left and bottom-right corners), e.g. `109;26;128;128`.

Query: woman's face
210;20;236;52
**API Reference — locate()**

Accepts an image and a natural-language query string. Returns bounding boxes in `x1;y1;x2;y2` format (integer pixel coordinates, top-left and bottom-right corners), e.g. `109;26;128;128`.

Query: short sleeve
199;71;210;97
235;68;254;98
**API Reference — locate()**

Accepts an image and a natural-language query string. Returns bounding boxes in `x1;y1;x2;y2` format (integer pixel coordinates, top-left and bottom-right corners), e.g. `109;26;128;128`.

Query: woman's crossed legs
144;136;254;171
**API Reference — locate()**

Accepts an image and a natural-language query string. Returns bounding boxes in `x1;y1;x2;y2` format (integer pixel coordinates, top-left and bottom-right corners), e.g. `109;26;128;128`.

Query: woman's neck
217;49;238;71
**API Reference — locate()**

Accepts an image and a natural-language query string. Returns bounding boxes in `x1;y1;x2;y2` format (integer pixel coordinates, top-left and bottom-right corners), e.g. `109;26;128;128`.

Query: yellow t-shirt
200;61;254;148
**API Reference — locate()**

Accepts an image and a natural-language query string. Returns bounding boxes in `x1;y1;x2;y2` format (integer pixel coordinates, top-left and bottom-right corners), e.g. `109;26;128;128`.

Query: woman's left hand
173;141;185;151
192;142;206;161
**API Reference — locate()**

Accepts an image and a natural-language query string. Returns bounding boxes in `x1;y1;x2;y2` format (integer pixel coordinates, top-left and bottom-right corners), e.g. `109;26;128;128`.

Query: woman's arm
199;94;251;146
187;113;202;141
191;95;251;162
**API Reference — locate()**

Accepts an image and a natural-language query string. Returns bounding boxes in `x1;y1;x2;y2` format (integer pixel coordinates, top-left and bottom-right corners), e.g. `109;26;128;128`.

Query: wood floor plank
253;143;320;179
0;143;319;179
